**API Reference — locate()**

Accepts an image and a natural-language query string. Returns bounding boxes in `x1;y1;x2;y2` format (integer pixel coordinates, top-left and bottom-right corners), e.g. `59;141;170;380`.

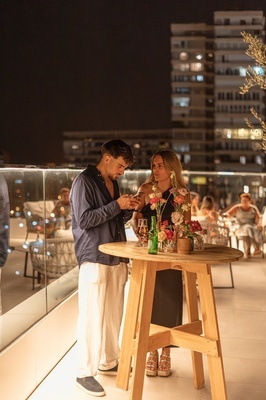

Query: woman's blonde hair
240;192;252;201
200;195;215;211
149;150;187;189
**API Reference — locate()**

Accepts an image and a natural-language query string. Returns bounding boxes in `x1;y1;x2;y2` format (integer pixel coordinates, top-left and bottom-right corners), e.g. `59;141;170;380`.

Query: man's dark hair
101;140;135;166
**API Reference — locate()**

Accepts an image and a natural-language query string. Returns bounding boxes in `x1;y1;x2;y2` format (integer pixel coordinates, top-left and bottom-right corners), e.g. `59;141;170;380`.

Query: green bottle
148;215;158;254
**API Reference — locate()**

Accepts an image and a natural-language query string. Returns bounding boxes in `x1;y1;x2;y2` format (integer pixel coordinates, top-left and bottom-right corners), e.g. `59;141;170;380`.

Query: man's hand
117;194;142;210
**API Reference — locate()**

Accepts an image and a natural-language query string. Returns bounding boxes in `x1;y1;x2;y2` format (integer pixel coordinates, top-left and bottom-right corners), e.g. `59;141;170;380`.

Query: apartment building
62;129;173;169
170;23;215;171
63;11;265;172
171;10;266;172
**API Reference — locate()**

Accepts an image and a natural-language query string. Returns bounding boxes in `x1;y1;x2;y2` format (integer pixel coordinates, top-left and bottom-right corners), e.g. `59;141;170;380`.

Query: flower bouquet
178;220;204;251
179;220;203;239
157;219;175;252
169;171;191;226
148;173;203;252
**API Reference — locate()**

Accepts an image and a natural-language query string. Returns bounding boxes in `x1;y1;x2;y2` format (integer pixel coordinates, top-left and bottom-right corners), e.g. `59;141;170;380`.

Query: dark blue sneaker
76;376;105;397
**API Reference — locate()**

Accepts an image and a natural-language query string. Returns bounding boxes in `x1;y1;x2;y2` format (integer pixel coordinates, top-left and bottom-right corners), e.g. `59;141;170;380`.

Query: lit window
191;63;203;72
196;75;204;82
238;129;249;139
240;156;246;165
250;128;263;140
253;66;264;75
174;144;190;152
179;63;189;71
180;52;188;61
255;155;263;165
172;97;190;107
239;67;246;77
184;154;191;164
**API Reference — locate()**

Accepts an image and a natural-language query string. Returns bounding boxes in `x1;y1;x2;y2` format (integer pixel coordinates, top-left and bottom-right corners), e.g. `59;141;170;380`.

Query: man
70;140;141;397
53;187;71;230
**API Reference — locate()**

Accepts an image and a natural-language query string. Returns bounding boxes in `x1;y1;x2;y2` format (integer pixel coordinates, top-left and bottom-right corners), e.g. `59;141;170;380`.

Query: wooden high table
99;242;243;400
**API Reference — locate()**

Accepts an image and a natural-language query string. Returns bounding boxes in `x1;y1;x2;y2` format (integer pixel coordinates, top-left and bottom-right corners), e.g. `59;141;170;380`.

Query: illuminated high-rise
170;10;265;171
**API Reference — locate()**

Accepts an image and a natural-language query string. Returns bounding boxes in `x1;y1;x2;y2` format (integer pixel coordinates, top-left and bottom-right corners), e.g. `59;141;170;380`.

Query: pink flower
169;172;191;226
150;197;159;205
165;229;174;240
149;186;167;216
158;219;175;242
173;195;185;205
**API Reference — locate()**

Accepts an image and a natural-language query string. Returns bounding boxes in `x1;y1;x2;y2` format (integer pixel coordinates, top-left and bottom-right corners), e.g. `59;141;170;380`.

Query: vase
172;224;180;252
177;237;193;255
158;241;164;252
156;214;162;231
164;239;175;252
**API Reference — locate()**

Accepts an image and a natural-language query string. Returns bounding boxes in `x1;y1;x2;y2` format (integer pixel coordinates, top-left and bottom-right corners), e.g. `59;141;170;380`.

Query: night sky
1;0;265;165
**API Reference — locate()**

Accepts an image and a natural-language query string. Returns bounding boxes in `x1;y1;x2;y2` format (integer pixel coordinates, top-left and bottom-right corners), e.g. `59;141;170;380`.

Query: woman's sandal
158;350;171;377
145;350;158;376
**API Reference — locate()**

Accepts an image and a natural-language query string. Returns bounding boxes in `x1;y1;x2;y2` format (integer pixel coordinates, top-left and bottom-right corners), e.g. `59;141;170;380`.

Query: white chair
205;224;234;288
23;200;57;241
29;237;78;289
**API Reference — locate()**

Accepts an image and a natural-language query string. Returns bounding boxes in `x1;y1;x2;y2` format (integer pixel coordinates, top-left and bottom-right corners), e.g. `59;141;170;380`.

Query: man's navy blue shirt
70;165;128;266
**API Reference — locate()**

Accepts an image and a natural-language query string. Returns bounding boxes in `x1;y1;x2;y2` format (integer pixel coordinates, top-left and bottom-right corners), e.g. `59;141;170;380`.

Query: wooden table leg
183;270;205;389
116;259;143;390
129;260;157;400
197;266;228;400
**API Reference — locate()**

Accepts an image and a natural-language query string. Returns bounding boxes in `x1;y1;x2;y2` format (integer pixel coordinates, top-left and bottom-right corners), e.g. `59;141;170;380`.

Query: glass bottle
148;215;158;254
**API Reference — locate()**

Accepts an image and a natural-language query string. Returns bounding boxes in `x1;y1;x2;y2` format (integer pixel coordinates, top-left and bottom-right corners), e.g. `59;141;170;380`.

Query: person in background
0;174;10;315
190;191;200;217
197;195;218;233
224;192;262;258
70;140;141;397
53;187;71;230
131;150;191;378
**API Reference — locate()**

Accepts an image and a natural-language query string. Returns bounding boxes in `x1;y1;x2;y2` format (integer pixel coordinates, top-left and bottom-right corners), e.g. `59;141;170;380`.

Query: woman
197;195;218;232
131;150;191;377
190;191;200;217
225;192;262;258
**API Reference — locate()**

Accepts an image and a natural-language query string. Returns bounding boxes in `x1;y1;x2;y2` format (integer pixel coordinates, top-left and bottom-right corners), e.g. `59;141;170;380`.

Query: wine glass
136;218;148;247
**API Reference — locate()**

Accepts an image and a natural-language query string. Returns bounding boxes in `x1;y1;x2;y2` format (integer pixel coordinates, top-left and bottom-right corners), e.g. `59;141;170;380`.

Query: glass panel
0;167;81;350
1;166;266;352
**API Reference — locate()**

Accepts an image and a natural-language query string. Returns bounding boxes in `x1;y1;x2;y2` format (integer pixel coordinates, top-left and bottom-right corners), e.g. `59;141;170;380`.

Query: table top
99;241;243;264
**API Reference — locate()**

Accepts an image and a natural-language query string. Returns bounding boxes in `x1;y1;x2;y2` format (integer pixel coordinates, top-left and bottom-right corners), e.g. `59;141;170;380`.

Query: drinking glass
136;218;148;247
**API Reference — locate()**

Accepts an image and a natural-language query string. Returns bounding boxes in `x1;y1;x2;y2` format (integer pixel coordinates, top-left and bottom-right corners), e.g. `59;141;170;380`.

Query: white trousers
77;261;128;378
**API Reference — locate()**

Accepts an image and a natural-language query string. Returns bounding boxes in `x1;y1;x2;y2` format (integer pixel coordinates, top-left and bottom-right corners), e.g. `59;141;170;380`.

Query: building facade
62;129;173;169
63;11;265;172
170;10;266;172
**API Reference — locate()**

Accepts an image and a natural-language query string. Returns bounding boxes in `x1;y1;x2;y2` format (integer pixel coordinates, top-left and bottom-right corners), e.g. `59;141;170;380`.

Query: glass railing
119;170;266;212
1;166;266;351
0;166;81;350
